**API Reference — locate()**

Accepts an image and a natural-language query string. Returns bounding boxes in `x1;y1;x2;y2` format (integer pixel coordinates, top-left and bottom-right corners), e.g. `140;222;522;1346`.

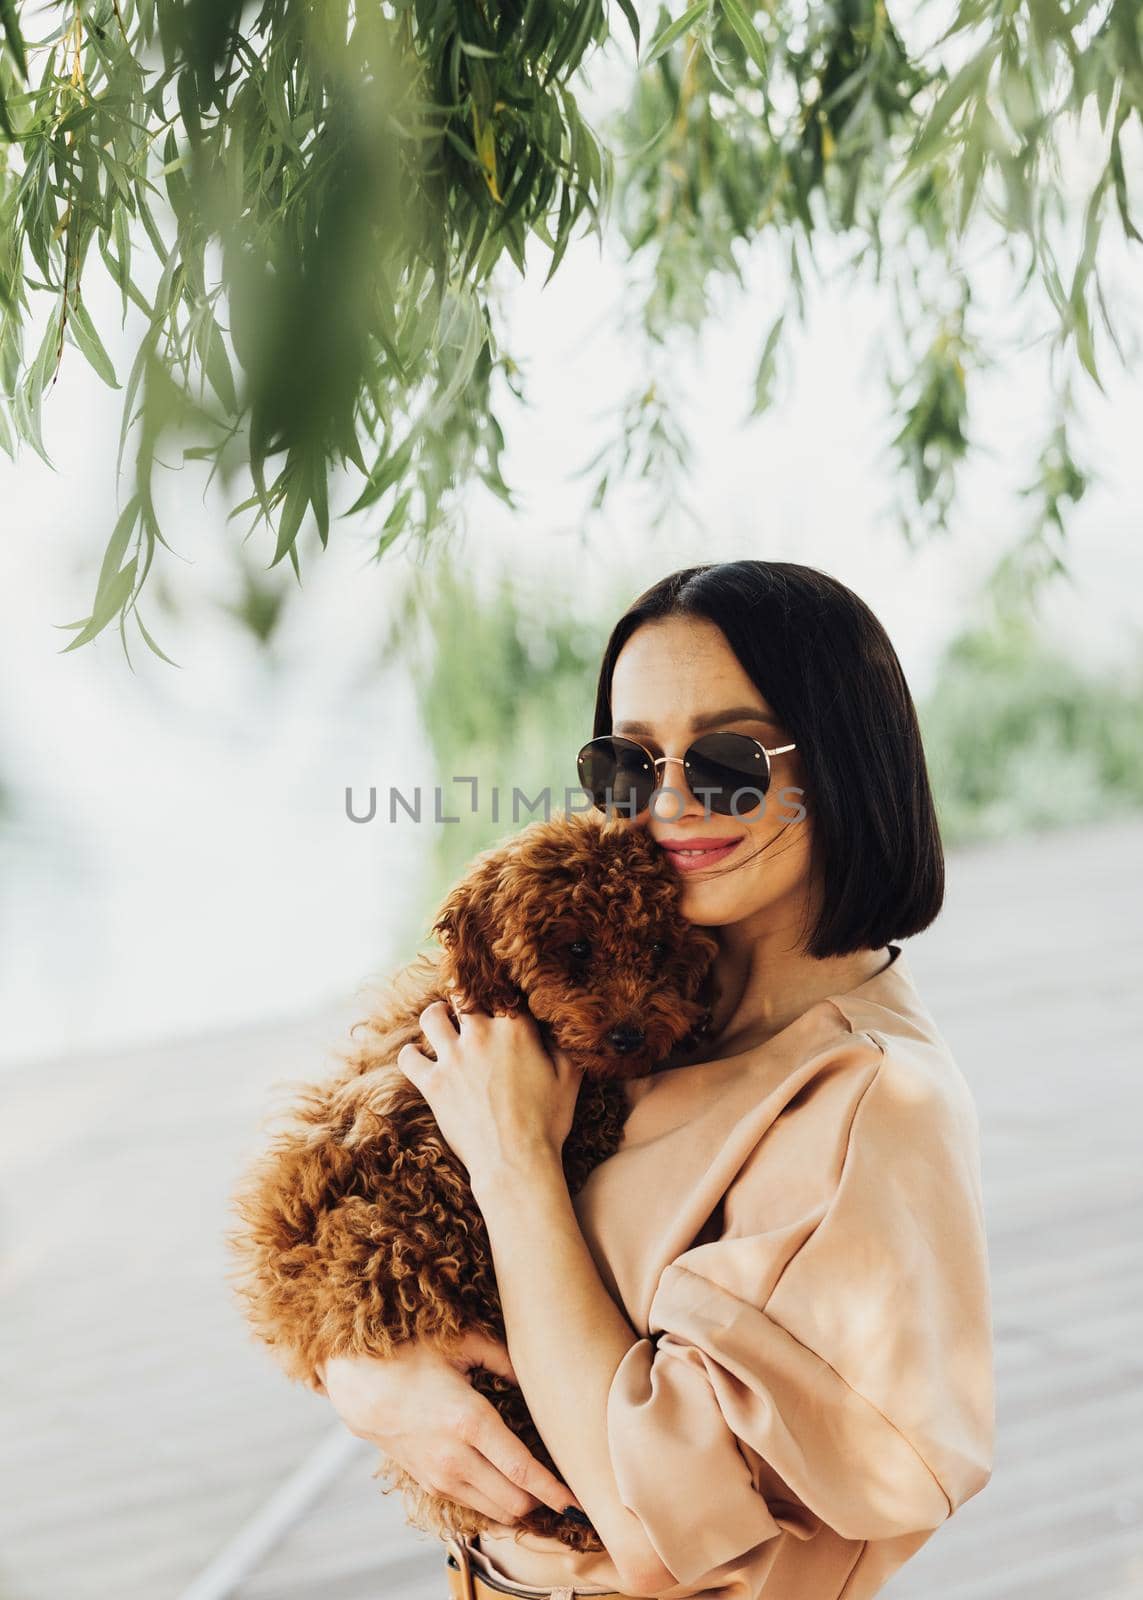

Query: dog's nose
607;1022;645;1054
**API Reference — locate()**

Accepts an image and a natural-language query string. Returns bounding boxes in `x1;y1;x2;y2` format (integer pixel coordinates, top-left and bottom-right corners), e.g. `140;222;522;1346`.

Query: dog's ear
430;858;521;1014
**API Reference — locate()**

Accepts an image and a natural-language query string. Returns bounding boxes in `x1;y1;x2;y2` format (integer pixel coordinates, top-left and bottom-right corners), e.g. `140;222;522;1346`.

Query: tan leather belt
444;1533;638;1600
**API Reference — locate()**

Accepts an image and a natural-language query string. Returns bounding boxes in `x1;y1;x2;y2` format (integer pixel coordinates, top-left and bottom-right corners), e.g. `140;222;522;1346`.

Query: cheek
744;844;803;907
679;813;815;919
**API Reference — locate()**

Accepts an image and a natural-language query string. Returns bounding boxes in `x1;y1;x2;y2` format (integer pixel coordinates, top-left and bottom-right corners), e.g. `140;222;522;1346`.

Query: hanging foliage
0;0;1139;654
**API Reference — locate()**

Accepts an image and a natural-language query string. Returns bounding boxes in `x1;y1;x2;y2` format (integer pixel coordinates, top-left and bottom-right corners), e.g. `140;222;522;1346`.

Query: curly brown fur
227;809;718;1553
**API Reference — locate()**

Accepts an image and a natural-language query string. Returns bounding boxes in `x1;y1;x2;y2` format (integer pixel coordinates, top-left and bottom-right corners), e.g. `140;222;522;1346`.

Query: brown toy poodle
227;808;718;1552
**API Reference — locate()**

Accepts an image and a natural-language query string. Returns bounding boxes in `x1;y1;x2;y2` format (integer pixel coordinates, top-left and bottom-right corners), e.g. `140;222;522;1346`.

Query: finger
458;1442;544;1521
452;1464;537;1528
471;1406;585;1516
446;982;472;1019
419;999;457;1050
395;1040;429;1082
451;1330;518;1386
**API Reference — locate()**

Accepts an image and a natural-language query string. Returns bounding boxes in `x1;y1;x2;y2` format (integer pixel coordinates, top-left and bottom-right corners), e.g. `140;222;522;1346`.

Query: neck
697;914;892;1057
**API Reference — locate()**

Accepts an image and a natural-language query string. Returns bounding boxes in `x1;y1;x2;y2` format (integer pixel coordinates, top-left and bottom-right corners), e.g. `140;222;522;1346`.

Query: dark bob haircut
591;560;944;959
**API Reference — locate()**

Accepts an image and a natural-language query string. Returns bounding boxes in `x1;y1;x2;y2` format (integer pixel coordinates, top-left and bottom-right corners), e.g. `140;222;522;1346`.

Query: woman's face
608;615;815;931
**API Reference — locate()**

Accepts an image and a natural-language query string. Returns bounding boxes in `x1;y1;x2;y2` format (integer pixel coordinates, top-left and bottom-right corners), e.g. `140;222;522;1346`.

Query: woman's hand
318;1333;585;1528
396;992;585;1194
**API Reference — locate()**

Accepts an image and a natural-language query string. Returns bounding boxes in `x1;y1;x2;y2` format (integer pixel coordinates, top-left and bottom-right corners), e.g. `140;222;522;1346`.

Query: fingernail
562;1506;591;1526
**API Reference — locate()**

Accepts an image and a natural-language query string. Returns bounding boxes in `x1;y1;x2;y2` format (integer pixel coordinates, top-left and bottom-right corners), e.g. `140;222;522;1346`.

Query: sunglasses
576;732;797;819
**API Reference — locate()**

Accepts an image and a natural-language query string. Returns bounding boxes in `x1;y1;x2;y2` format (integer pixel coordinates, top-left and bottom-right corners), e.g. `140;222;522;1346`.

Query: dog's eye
650;939;669;965
568;940;591;961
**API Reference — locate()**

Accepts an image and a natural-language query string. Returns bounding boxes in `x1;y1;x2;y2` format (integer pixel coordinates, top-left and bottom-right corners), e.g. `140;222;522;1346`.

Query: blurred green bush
921;613;1143;847
391;562;615;947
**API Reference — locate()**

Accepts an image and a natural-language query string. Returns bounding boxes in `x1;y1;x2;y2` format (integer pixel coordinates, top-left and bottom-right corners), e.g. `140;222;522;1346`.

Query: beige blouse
471;943;994;1598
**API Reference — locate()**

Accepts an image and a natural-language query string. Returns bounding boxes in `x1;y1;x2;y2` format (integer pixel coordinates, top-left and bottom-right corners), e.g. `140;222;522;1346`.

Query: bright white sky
1;18;1141;1065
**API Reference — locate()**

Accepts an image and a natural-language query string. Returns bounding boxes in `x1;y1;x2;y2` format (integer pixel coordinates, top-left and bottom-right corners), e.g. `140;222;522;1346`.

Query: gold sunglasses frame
577;732;797;817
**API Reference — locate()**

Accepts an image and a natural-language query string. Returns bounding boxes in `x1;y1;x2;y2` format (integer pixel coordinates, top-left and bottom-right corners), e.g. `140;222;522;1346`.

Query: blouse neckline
643;942;909;1082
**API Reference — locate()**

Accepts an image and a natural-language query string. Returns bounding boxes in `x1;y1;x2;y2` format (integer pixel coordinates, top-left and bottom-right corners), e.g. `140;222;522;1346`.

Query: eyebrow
613;705;780;736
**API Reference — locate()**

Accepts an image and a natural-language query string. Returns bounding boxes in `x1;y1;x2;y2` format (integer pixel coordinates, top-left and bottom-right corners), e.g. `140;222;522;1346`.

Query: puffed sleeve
604;1037;995;1590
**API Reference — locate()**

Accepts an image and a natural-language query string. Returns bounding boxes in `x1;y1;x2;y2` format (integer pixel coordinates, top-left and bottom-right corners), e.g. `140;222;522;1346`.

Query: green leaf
541;0;601;87
443;126;483;171
615;0;640;56
348;432;417;516
94;495;142;601
135;608;181;666
310;461;329;547
897;42;1000;184
118;326;157;480
62;557;138;651
750;310;785;414
134;182;172;267
1071;292;1104;394
1110;110;1142;244
226;490;268;526
12;379;53;470
1;0;28;78
270;470;309;567
643;1;708;70
718;0;768;76
204;315;237;413
383;486;411;531
69;296;120;387
542;180;574;287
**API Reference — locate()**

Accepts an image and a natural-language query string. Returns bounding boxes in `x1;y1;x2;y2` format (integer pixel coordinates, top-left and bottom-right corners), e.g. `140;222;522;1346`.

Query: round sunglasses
577;731;797;819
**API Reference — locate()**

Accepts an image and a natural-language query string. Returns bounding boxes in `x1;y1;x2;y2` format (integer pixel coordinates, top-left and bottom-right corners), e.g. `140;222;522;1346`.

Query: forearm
472;1152;671;1593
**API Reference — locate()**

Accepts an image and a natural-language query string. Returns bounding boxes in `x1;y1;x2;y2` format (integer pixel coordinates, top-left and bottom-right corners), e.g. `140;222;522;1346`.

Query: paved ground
1;814;1140;1600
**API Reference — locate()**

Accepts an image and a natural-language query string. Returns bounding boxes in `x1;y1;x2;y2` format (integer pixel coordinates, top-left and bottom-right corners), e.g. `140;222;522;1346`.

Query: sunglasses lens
577;737;655;816
685;733;771;815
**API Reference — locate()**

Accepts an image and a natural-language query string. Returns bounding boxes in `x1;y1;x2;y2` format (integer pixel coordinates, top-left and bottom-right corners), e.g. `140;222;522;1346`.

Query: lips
659;837;743;871
660;838;740;853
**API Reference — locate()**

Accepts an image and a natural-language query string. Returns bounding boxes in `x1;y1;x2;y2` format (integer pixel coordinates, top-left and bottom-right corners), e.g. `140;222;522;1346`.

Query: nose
651;753;711;816
607;1022;645;1054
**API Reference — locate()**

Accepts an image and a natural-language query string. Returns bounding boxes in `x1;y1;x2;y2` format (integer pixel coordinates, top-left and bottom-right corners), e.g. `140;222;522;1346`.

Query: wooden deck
1;814;1140;1600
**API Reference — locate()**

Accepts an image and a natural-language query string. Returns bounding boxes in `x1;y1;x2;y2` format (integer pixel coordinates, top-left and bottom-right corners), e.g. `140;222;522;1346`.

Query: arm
572;1044;995;1590
472;1153;675;1596
388;998;672;1588
478;1041;994;1596
394;1001;993;1593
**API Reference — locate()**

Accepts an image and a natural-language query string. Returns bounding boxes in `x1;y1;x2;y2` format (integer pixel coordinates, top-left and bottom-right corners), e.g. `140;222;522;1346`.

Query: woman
317;560;995;1600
